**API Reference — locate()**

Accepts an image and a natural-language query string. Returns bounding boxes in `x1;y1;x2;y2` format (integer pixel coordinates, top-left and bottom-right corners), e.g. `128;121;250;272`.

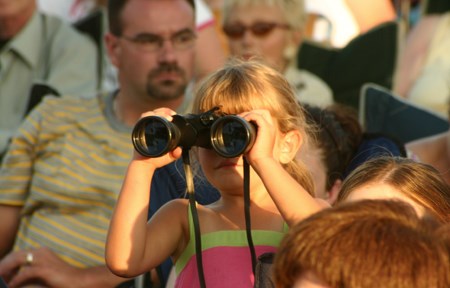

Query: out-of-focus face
293;271;331;288
0;0;34;18
106;0;196;103
223;4;293;72
343;183;425;216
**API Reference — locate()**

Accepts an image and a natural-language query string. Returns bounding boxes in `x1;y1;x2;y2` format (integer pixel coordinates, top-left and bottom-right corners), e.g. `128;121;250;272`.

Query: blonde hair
222;0;306;31
193;58;314;194
337;156;450;223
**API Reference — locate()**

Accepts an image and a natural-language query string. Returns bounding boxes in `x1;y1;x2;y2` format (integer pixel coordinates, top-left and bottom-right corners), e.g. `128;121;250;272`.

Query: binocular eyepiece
132;108;256;158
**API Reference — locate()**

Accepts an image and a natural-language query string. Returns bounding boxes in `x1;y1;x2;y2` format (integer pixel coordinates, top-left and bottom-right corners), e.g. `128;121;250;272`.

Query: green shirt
0;92;132;268
0;12;98;155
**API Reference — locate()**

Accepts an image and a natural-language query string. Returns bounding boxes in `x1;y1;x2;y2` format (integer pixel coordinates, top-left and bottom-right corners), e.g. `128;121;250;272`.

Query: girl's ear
327;179;342;205
279;130;302;164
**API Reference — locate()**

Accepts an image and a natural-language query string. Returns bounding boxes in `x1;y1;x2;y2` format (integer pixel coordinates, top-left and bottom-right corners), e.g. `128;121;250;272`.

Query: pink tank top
174;205;288;287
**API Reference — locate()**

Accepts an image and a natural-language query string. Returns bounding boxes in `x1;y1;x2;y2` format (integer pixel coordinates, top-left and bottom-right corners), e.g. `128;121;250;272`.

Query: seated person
297;103;362;204
298;103;406;204
0;0;98;157
406;109;450;185
304;0;396;47
222;0;333;107
393;11;450;117
0;0;211;286
38;0;226;91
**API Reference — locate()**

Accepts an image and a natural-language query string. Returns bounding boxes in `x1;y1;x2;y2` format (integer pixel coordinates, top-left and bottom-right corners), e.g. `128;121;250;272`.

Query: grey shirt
0;11;98;155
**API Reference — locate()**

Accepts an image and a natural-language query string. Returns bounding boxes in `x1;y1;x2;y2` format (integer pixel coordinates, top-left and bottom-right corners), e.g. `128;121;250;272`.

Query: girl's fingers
153;107;177;115
240;110;272;124
139;108;177;120
240;111;274;135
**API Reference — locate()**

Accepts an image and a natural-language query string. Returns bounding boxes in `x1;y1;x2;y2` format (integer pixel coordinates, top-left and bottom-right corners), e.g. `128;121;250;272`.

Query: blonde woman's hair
193;58;314;194
222;0;306;31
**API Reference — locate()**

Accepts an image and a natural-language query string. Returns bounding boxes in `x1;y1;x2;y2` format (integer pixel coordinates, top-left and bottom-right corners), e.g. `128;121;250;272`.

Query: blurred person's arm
393;15;441;97
0;206;21;258
0;247;131;287
195;23;226;81
345;0;397;33
0;100;42;259
194;0;226;82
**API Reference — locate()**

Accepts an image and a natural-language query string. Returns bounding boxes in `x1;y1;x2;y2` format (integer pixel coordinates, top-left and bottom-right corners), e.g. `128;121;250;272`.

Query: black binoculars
132;108;256;158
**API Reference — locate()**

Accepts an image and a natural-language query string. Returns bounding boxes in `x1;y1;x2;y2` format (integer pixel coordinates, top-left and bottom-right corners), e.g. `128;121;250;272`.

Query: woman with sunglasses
222;0;333;108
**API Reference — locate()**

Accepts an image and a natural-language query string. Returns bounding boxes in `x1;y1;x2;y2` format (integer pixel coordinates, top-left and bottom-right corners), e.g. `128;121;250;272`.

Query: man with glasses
0;0;218;287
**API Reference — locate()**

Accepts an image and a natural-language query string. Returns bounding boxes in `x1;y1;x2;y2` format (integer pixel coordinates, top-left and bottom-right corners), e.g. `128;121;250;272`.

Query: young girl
105;60;324;287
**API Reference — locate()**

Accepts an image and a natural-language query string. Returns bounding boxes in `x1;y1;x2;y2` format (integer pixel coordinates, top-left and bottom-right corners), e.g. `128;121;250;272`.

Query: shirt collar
8;11;43;69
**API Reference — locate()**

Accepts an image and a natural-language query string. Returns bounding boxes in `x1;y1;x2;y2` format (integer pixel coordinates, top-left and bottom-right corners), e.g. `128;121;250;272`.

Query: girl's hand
240;109;277;165
132;108;182;169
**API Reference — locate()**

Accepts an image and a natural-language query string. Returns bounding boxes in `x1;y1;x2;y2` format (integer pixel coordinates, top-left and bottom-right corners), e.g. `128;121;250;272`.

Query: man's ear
279;130;302;164
104;32;120;68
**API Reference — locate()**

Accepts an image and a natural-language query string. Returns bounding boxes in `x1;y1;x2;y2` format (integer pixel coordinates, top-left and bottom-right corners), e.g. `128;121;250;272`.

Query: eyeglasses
119;29;197;52
223;22;291;39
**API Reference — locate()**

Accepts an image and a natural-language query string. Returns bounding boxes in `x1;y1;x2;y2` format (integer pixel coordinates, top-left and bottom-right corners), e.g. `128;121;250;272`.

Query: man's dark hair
107;0;196;36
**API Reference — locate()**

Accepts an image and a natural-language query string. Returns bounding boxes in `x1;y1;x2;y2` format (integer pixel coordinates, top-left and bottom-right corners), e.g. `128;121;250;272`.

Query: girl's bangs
197;77;279;116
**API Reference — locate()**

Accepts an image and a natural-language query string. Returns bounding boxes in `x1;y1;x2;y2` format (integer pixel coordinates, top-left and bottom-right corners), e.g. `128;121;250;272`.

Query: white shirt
38;0;215;27
305;0;359;48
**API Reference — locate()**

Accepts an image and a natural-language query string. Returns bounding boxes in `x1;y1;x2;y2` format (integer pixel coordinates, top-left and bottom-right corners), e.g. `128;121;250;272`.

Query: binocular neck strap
182;149;206;288
244;157;257;274
181;150;257;286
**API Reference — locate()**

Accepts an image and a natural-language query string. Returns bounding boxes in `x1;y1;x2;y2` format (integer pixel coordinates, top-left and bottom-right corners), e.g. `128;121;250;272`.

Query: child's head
337;156;450;223
298;103;362;203
273;199;450;288
193;59;314;194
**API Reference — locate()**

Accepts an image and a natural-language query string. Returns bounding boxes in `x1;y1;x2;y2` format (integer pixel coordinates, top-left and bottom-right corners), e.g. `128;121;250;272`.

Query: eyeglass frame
116;28;198;52
222;21;292;39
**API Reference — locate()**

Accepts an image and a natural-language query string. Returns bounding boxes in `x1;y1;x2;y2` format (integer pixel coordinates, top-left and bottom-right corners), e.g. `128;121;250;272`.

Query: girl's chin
209;174;244;187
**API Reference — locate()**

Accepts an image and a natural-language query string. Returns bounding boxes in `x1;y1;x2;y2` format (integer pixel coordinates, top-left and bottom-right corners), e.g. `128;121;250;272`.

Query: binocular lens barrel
132;116;179;157
211;116;256;158
132;114;255;158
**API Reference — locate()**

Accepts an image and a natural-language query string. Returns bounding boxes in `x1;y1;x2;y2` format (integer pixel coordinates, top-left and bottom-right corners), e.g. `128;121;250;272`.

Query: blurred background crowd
0;0;449;287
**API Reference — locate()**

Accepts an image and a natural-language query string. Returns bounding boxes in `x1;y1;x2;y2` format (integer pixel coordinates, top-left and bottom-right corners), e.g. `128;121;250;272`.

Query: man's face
107;0;196;102
0;0;34;19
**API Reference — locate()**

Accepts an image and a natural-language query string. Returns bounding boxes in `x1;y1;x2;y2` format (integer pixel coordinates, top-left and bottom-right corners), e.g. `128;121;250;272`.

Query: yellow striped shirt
0;92;133;268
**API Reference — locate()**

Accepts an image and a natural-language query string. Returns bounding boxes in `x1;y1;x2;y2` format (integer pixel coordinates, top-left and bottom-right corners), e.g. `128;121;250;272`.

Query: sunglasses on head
223;22;291;39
